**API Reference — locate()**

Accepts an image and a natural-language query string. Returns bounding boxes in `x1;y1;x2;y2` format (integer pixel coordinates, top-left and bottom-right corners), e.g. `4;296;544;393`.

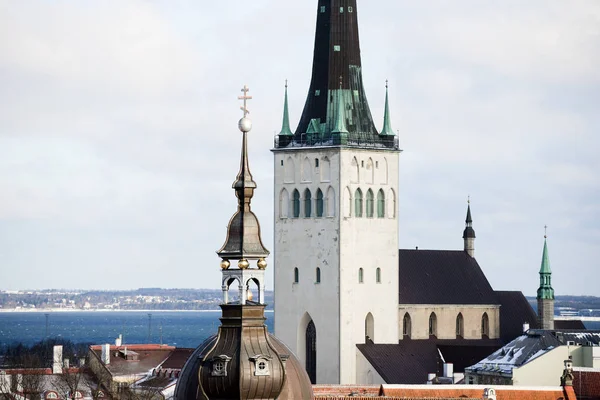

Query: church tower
273;1;400;384
463;200;476;257
537;229;555;330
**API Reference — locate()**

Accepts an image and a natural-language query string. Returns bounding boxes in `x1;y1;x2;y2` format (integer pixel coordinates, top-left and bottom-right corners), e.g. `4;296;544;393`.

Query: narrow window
294;268;299;283
376;267;381;283
375;161;379;168
320;6;326;13
316;267;321;284
361;160;365;168
481;313;489;338
316;189;324;217
403;313;411;339
340;7;344;13
358;268;364;283
281;160;283;166
354;189;363;217
304;189;312;217
292;190;300;218
315;158;319;168
366;189;374;218
377;190;385;218
429;313;437;337
348;6;353;12
315;90;320;96
456;313;464;338
334;45;341;52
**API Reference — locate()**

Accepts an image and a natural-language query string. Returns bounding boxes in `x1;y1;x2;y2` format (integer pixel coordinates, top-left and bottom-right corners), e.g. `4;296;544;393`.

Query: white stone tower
272;1;400;385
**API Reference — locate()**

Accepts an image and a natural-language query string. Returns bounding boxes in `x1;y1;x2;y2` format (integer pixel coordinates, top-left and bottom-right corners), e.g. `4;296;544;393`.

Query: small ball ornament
257;258;267;270
238;259;250;269
238;117;252;133
220;260;230;270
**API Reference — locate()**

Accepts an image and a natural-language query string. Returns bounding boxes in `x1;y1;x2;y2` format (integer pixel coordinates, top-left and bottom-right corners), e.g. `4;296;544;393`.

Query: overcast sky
0;1;598;296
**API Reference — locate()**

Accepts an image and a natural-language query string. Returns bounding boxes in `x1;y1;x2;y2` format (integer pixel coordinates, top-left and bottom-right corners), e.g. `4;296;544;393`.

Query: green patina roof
539;238;551;274
331;88;349;135
380;83;394;136
279;82;293;136
537;238;554;300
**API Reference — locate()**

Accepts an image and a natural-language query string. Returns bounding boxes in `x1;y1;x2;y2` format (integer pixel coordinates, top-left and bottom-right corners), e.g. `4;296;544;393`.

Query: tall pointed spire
279;80;293;136
380;80;394;136
463;197;476;257
537;226;555;330
275;0;398;149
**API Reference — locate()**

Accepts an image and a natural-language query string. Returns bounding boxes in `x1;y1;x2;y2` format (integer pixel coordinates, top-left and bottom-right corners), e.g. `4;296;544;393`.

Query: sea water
0;311;275;349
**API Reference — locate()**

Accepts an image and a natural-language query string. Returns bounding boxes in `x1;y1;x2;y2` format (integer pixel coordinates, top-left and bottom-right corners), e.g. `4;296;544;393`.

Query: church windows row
293;267;322;284
283;156;331;184
350;156;388;185
280;187;335;218
358;267;381;283
402;312;490;339
344;188;394;219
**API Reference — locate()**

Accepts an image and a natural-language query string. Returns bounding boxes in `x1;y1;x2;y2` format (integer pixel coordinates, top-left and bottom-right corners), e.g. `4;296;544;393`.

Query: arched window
316;267;321;284
292;190;300;218
387;188;396;219
456;313;464;338
343;187;352;217
294;268;299;284
350;157;359;183
365;313;374;343
358;268;364;283
306;320;317;384
302;157;312;182
321;157;331;182
285;157;295;183
304;189;312;217
377;189;385;218
376;267;381;283
366;189;374;217
316;189;324;217
366;158;374;184
429;312;437;337
403;313;412;339
279;188;289;218
354;189;363;217
481;313;489;338
326;186;336;217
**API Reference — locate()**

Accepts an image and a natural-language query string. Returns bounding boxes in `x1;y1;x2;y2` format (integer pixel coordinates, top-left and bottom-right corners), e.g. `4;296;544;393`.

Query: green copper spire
332;77;349;135
537;229;554;301
279;80;293;136
380;80;394;136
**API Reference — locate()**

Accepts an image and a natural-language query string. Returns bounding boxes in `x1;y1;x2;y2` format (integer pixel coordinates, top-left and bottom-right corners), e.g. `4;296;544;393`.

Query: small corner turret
463;197;476;257
537;226;555;330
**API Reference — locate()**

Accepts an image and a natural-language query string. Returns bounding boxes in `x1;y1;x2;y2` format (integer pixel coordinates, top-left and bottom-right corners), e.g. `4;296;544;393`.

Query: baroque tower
273;1;400;384
537;229;555;330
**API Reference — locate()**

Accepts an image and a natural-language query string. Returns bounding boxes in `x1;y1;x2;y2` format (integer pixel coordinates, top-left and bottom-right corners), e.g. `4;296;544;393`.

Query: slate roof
495;291;539;343
398;250;497;305
555;320;587;330
357;339;502;384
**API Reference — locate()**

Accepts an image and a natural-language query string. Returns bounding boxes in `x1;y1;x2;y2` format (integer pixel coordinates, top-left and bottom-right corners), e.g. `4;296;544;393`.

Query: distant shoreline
0;309;274;313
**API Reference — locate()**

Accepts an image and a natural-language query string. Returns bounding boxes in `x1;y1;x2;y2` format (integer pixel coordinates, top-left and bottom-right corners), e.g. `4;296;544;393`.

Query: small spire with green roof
537;226;554;301
332;76;349;137
279;80;293;136
380;80;395;136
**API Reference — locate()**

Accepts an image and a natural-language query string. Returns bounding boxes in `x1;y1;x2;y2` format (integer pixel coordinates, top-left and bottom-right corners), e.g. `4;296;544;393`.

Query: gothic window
294;268;299;284
279;188;289;218
326;186;335;217
403;313;412;339
365;313;374;343
343;187;352;217
304;189;312;217
315;158;319;168
429;312;437;337
482;313;490;338
320;157;331;182
285;157;295;183
366;158;374;184
377;189;385;218
366;189;374;217
350;157;359;183
292;189;300;218
306;320;317;384
381;157;388;184
354;189;363;217
358;268;364;283
316;189;324;217
376;267;381;283
302;157;312;182
387;188;396;219
456;313;464;338
315;267;321;284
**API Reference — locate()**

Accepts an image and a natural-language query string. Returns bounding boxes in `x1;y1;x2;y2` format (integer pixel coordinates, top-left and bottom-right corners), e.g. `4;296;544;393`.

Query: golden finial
220;259;231;270
257;258;267;270
238;259;250;269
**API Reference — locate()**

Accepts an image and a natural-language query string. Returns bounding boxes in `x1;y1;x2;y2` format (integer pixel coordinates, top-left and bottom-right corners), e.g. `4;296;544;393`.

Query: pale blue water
0;311;274;350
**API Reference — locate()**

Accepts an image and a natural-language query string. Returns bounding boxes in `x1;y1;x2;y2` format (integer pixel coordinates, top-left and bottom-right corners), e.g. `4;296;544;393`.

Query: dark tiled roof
357;339;502;384
555;319;587;330
495;291;539;343
398;250;497;305
573;368;600;400
160;348;194;370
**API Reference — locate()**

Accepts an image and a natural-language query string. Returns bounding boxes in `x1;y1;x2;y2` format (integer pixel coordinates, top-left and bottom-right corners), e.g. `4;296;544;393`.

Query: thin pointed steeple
279;80;293;136
537;226;555;329
380;80;394;136
463;197;476;257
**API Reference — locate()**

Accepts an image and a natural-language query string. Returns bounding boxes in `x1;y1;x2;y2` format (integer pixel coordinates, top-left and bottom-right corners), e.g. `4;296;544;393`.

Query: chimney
561;358;574;386
426;373;436;384
443;363;454;379
523;322;530;333
101;344;111;365
63;359;70;369
115;335;122;347
52;345;63;374
482;388;497;400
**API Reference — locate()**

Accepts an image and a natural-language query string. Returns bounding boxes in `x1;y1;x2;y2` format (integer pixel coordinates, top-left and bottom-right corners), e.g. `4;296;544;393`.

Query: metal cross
468;195;470;204
544;225;548;238
386;79;389;89
238;85;252;117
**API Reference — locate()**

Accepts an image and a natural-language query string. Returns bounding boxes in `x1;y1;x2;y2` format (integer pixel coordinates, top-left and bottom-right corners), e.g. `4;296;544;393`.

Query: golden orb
257;258;267;270
238;259;250;269
220;259;230;270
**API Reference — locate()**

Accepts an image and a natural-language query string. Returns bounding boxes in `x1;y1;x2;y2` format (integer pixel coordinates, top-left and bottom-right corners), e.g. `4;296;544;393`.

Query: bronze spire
217;85;269;266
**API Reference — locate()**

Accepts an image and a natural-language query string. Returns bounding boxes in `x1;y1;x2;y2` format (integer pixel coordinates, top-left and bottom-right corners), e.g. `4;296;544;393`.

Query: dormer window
210;355;232;377
250;355;272;376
